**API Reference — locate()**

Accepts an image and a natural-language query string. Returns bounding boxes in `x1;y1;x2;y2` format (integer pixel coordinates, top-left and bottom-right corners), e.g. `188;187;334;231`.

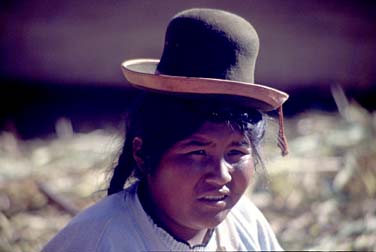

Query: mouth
200;195;228;201
197;193;229;209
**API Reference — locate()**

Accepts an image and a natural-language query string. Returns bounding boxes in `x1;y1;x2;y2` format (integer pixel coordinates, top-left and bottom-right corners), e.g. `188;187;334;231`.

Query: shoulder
42;186;140;252
228;195;283;251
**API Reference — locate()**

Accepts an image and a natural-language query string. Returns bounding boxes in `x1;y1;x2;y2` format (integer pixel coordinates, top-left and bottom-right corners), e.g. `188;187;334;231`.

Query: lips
196;193;229;210
201;195;227;201
197;187;230;208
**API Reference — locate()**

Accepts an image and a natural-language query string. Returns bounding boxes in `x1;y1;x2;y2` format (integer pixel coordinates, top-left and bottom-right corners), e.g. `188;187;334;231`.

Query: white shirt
43;182;282;251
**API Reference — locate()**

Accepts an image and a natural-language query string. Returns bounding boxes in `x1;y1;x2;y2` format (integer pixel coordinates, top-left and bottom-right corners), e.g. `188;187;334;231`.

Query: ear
132;137;145;171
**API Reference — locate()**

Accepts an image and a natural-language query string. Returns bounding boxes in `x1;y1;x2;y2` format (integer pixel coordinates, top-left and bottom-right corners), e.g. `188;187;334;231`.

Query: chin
198;209;230;228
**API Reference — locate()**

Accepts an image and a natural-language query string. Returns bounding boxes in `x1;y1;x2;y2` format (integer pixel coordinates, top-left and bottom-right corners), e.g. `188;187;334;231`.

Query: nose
205;158;232;186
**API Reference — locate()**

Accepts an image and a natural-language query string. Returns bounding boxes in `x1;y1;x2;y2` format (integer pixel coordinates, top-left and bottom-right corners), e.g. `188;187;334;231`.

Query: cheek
151;155;202;191
231;159;255;192
147;156;203;216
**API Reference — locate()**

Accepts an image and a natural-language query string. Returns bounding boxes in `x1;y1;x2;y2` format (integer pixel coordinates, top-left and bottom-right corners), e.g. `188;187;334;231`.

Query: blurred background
0;0;375;251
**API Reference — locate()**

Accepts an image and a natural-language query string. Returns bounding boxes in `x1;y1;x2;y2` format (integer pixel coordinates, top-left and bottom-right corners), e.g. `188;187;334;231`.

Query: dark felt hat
122;8;289;155
121;8;288;111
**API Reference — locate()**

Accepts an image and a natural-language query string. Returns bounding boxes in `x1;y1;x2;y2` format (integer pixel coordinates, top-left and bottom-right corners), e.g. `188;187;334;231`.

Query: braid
107;136;135;195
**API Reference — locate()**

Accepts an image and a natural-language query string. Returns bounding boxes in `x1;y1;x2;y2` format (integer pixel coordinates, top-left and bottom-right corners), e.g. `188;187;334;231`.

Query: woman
43;8;288;251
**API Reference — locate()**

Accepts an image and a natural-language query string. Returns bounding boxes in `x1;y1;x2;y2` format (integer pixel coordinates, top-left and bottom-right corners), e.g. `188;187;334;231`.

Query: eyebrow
230;139;251;147
177;137;250;149
178;139;212;148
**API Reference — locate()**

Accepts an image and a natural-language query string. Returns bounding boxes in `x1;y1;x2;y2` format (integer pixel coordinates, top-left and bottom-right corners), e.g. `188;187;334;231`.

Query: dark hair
107;92;266;195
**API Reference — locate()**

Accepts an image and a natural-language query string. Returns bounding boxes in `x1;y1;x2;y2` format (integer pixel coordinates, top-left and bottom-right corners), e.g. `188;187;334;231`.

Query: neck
137;180;211;247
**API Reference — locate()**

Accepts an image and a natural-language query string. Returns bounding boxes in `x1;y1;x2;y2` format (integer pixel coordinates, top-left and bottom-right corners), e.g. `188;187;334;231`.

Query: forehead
175;121;250;146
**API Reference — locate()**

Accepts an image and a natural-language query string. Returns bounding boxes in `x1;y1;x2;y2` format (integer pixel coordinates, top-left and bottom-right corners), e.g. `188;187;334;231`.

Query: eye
188;150;206;156
227;149;250;163
228;149;247;156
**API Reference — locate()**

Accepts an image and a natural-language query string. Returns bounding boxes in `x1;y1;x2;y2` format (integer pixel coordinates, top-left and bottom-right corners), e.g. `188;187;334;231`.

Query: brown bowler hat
121;8;289;155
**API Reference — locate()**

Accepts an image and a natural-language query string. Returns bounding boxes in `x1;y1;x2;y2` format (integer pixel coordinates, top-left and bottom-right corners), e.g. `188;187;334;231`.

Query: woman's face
145;121;254;240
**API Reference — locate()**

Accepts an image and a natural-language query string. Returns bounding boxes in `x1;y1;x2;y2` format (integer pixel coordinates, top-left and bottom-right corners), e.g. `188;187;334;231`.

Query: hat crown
156;8;259;83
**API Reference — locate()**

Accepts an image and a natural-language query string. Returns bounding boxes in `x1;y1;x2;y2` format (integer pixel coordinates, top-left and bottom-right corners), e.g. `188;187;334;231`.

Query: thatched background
1;94;375;251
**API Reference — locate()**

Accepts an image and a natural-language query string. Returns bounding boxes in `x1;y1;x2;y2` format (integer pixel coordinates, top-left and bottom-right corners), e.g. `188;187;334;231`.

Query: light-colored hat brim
121;59;288;111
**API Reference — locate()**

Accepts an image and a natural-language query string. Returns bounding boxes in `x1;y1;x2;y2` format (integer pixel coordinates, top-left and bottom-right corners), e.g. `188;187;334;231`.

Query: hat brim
121;59;288;111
